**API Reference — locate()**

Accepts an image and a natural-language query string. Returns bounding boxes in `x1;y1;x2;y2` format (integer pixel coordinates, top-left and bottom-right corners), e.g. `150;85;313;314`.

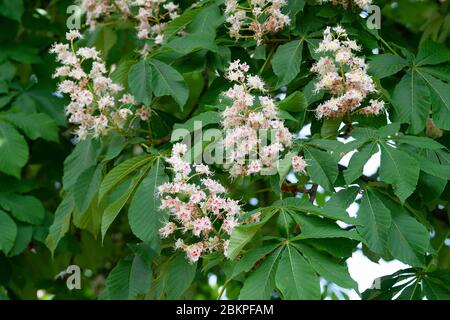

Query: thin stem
424;229;450;273
378;36;400;57
258;45;276;75
216;281;229;300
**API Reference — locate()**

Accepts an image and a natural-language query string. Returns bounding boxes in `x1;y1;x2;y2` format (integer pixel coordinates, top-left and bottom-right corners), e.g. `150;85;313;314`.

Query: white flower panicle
311;26;385;119
158;143;244;263
221;60;293;177
133;0;180;44
80;0;132;29
291;155;308;174
317;0;372;10
224;0;291;45
51;32;148;140
80;0;179;48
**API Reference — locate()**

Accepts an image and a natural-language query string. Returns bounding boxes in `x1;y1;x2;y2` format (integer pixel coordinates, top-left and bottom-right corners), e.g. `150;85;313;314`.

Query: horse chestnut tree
0;0;449;300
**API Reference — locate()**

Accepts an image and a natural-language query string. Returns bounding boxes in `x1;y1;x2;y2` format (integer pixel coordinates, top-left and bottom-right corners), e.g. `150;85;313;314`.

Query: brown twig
281;182;308;196
308;184;319;204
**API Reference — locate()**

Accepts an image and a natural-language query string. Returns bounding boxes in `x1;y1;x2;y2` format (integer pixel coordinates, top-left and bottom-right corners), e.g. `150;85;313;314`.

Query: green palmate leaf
392;71;430;134
388;208;429;267
128;255;153;299
427;270;450;292
62;138;100;191
414;39;450;66
84;24;117;58
213;46;231;71
14;88;67;125
0;122;28;178
103;135;128;162
0;0;24;22
418;66;450;82
106;256;152;300
272;40;304;86
368;54;408;79
98;154;153;201
362;269;417;300
105;260;131;299
0;112;58;141
418;71;450;130
322;187;359;224
277;197;354;224
128;158;168;246
164;7;203;41
380;195;430;267
350;127;378;140
414;150;450;181
321;118;342;138
418;171;447;202
304;238;357;258
165;254;197;299
73;165;102;215
128;61;153;106
304;147;338;191
1;46;40;64
423;278;450;300
291;214;360;241
283;0;305;24
0;81;7;94
277;210;296;237
278;91;308;113
294;243;357;290
417;169;447;199
149;59;189;109
377;123;401;138
275;245;320;300
0;192;45;225
226;243;280;280
0;210;17;254
344;142;378;184
0;61;16;82
72;193;103;237
227;210;276;260
9;223;32;257
167;33;219;54
304;78;324;105
187;3;223;36
101;167;150;240
324;187;358;209
253;45;267;60
277;152;294;185
240;247;282;300
45;195;74;255
173;111;220;132
278;110;297;122
356;189;391;255
393;135;446;150
111;59;135;87
379;143;420;203
396;282;422;300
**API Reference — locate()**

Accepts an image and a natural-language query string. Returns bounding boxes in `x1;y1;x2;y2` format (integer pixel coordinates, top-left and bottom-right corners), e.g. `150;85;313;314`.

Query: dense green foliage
0;0;449;300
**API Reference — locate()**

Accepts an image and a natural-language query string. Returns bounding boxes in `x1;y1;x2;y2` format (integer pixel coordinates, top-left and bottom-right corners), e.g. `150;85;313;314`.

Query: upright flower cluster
221;60;294;177
81;0;132;29
292;155;308;175
51;31;148;140
224;0;291;45
80;0;179;47
311;26;385;119
158;143;247;263
133;0;180;44
317;0;372;10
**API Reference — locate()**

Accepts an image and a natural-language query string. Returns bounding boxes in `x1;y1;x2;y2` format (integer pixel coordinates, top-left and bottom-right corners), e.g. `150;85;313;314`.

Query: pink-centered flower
157;143;244;263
